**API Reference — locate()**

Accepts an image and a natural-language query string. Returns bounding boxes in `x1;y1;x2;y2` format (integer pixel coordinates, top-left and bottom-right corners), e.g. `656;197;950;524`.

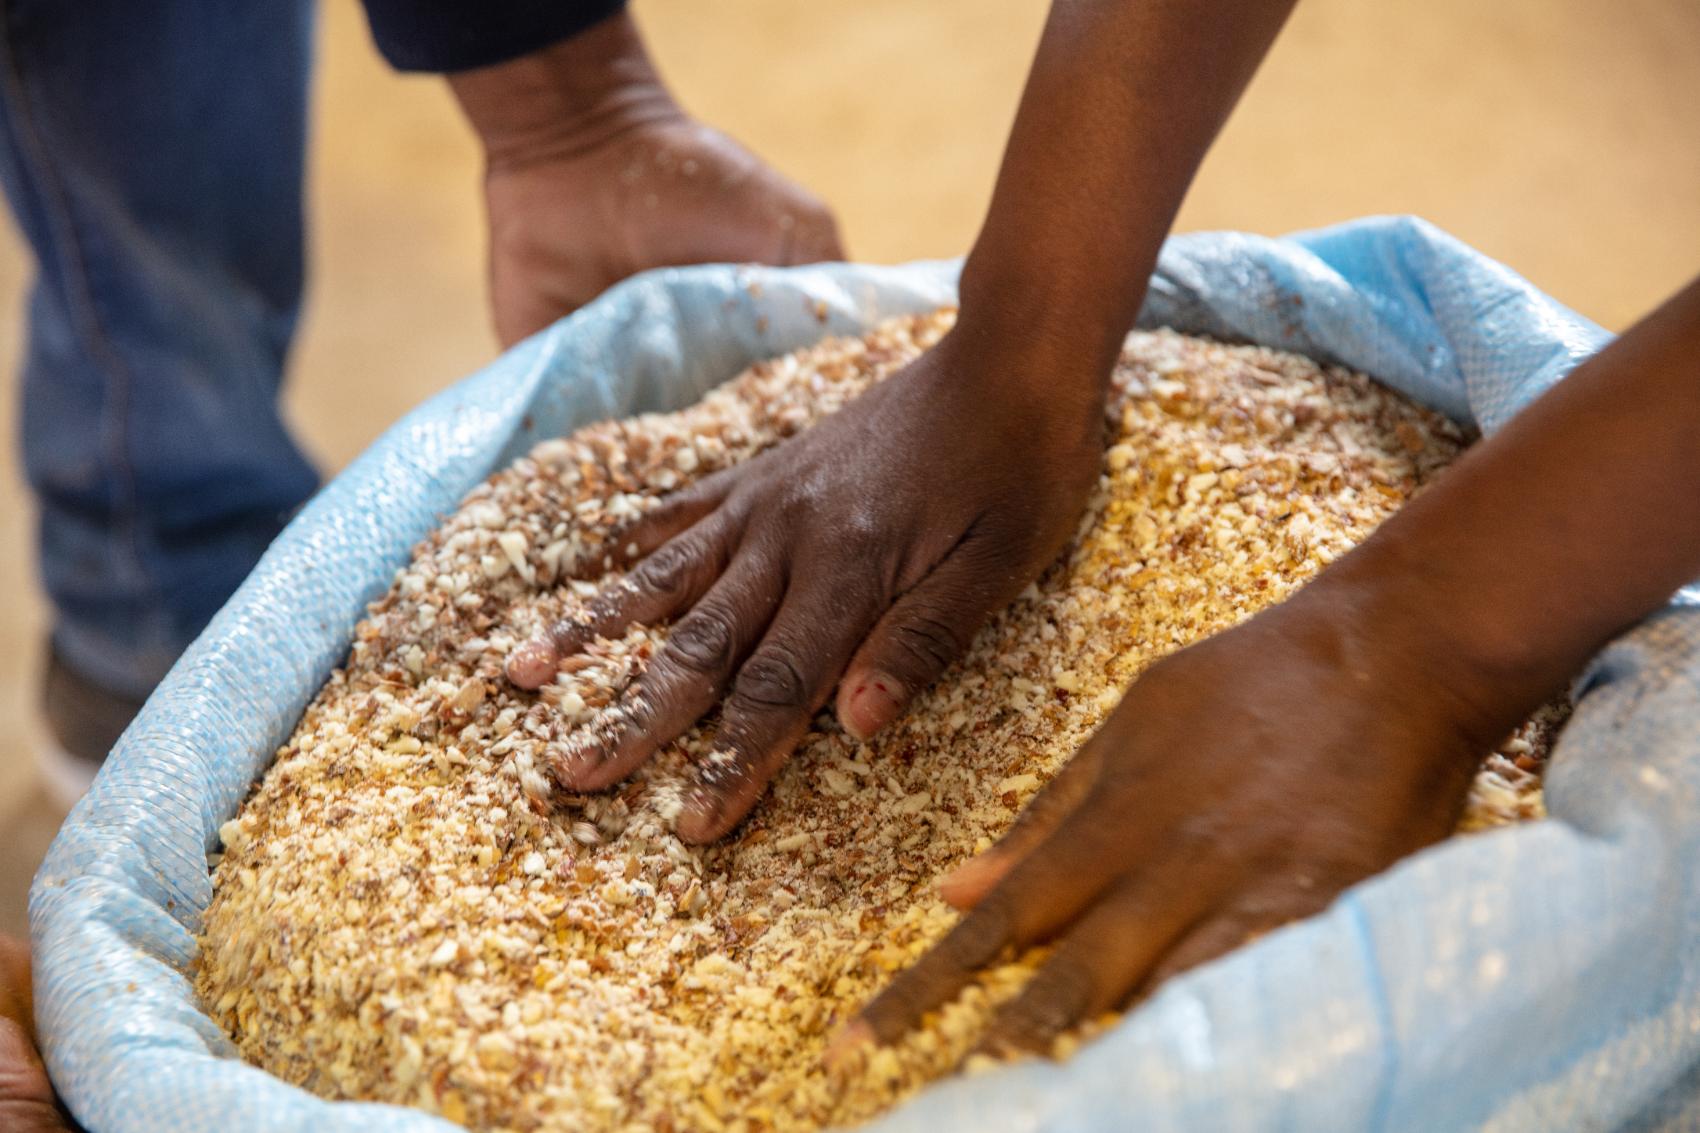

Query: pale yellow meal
198;312;1556;1133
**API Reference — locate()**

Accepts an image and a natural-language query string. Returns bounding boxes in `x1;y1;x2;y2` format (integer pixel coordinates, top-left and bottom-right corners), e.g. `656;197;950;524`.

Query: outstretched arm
851;273;1700;1054
507;0;1300;841
957;0;1298;374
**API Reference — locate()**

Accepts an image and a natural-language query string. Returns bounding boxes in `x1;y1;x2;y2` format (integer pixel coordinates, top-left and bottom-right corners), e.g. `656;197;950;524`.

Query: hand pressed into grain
507;327;1107;842
846;596;1498;1057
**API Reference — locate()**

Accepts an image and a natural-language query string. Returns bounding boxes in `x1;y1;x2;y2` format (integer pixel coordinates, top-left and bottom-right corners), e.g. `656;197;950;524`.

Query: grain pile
199;311;1558;1132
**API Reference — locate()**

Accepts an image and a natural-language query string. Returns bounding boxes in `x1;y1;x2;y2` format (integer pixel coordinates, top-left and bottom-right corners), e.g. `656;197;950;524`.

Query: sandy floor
1;0;1696;937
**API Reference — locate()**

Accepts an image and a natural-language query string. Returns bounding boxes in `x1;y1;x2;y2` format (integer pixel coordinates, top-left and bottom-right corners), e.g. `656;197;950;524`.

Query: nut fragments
199;312;1560;1133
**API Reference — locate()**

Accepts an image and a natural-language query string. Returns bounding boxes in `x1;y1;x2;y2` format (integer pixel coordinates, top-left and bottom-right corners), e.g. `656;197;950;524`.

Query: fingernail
842;674;904;740
938;854;1004;909
675;786;726;845
505;639;559;689
551;736;609;789
822;1020;875;1073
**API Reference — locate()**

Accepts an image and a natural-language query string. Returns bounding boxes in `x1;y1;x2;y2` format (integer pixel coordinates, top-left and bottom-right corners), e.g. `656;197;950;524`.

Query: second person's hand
1;935;75;1132
449;11;844;348
508;318;1108;842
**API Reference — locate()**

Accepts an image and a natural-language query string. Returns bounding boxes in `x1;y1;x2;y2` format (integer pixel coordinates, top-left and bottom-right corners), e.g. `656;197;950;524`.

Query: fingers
852;817;1123;1046
676;578;881;843
1136;883;1332;997
852;899;1018;1049
979;871;1212;1056
550;547;783;792
491;278;567;351
506;508;736;689
1133;915;1258;1000
836;533;1016;741
938;742;1105;910
766;178;844;265
595;472;734;575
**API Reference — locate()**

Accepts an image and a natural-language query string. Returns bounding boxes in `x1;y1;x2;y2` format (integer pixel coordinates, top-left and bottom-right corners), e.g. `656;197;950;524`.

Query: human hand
507;320;1110;843
481;113;843;347
842;586;1496;1056
0;935;74;1132
450;12;843;347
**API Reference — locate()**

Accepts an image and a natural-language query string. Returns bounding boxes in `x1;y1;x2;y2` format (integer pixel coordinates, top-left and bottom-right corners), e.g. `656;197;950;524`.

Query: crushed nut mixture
199;312;1559;1133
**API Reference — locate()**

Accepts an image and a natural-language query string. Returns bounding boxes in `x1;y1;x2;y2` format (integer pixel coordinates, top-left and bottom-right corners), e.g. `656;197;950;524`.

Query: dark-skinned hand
481;111;843;348
507;324;1108;843
837;270;1700;1060
842;589;1492;1057
450;12;843;349
1;935;76;1132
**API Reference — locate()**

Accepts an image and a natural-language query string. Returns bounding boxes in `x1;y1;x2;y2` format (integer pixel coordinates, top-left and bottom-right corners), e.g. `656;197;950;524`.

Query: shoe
34;647;149;810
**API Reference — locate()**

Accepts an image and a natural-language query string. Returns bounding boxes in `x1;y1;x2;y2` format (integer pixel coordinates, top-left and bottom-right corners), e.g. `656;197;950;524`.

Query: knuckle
733;648;810;711
667;607;739;673
634;540;700;598
861;982;922;1040
1005;961;1092;1041
888;612;968;679
544;614;591;653
938;902;1011;971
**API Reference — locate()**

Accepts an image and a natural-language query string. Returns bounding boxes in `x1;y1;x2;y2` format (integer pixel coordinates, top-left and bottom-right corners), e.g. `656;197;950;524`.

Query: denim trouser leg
0;0;319;699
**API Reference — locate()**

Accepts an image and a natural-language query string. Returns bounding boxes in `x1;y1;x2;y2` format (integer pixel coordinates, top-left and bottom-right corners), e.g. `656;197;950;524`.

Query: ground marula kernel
198;311;1558;1133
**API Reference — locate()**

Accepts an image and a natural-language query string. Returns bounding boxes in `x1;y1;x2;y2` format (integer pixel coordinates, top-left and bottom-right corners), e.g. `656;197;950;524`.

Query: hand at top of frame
450;11;843;348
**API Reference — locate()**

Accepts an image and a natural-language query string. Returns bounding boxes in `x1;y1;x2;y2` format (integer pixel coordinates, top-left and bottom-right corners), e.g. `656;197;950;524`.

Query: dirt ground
1;0;1697;936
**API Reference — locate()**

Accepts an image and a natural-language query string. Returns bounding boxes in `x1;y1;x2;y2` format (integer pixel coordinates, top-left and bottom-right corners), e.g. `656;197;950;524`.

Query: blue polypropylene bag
31;216;1700;1132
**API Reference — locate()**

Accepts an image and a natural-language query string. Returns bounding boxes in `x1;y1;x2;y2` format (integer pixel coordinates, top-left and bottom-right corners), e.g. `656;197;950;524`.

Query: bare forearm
1321;274;1700;744
959;0;1298;376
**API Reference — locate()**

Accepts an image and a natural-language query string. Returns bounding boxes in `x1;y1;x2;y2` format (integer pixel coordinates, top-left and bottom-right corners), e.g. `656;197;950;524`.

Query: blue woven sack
33;217;1700;1132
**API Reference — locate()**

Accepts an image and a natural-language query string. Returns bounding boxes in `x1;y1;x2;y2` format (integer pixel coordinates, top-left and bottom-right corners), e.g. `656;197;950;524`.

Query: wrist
939;307;1115;422
956;219;1158;393
1297;532;1561;755
951;275;1127;417
447;11;683;172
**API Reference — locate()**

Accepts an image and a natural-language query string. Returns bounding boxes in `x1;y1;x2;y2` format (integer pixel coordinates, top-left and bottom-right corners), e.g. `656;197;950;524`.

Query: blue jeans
1;0;319;698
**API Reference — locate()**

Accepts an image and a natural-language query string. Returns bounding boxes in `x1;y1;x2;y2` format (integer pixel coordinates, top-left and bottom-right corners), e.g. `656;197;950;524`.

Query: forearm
1320;274;1700;744
958;0;1298;376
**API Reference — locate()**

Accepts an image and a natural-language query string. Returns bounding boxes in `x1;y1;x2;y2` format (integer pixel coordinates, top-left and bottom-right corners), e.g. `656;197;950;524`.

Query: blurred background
2;0;1697;936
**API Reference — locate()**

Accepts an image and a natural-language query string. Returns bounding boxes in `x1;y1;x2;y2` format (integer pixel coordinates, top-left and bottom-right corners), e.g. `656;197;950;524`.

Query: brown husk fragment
198;312;1558;1133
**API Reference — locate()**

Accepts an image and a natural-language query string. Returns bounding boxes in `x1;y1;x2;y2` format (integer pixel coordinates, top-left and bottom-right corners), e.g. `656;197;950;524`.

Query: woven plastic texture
31;217;1700;1132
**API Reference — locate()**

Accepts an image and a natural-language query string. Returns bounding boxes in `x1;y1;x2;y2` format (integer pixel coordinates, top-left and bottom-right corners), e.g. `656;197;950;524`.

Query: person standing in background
2;1;840;803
